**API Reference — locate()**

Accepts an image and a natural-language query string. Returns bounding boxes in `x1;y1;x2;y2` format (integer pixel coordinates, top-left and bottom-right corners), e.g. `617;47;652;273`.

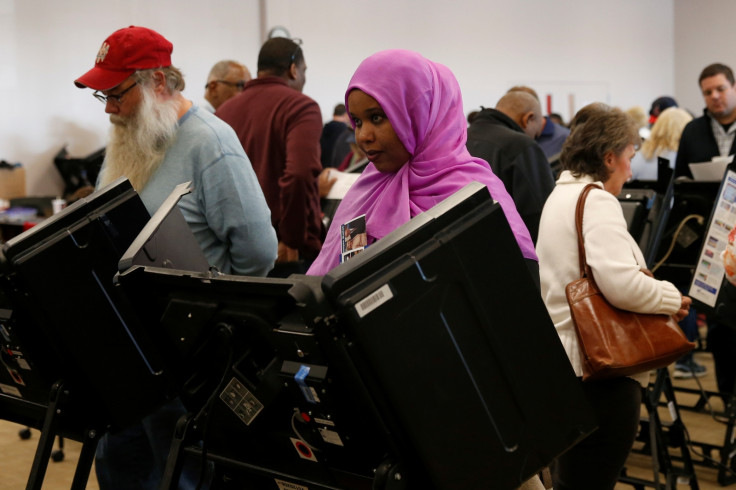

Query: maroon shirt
217;76;323;259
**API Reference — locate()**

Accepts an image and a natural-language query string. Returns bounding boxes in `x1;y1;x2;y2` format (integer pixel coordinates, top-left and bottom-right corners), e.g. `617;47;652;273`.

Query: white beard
99;85;180;191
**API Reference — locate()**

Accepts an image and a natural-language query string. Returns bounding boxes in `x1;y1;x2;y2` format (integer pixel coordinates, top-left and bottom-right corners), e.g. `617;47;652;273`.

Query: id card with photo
340;214;367;264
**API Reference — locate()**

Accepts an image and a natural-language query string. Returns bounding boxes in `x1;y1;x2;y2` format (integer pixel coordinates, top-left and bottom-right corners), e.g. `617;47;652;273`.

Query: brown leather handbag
565;184;695;381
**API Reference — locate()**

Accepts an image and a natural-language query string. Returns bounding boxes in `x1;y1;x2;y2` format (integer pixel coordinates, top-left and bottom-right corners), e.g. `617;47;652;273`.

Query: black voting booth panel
617;187;658;260
320;182;595;489
116;270;364;489
615;161;707;488
681;164;736;486
653;178;720;287
619;163;736;489
619;157;677;266
118;180;211;275
117;182;596;490
0;178;225;489
114;181;216;385
0;177;179;433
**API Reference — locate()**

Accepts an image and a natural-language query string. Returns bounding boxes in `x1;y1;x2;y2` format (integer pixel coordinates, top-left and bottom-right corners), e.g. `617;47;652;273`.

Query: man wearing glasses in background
216;37;323;277
74;25;277;490
203;59;251;111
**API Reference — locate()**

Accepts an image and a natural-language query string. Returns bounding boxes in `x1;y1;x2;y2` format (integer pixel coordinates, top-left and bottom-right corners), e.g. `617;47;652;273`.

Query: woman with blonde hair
630;107;693;180
625;106;648;129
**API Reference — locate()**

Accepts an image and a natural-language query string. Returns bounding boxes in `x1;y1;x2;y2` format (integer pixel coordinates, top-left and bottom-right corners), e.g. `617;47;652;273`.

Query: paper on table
689;155;733;182
325;170;361;200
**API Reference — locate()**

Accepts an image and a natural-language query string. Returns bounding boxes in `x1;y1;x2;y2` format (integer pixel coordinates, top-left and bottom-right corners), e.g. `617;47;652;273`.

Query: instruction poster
689;169;736;306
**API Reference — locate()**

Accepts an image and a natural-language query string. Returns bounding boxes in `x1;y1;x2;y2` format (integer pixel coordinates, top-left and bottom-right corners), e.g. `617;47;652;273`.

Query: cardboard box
0;166;26;200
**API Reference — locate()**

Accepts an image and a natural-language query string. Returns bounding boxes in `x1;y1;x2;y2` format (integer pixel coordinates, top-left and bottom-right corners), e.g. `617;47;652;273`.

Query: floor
0;352;732;490
613;350;734;490
0;421;99;489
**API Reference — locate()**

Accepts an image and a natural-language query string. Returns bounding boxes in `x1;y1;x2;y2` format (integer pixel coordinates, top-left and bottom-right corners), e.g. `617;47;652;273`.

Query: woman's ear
603;151;615;169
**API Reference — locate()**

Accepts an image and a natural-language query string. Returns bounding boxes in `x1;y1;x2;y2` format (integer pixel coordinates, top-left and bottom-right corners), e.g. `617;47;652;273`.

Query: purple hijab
307;49;536;275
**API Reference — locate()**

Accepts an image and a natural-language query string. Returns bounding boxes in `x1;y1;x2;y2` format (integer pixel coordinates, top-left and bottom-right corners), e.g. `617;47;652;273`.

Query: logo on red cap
96;43;110;64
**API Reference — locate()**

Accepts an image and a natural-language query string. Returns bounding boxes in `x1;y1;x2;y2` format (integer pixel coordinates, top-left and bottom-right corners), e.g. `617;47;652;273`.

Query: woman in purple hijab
307;49;536;276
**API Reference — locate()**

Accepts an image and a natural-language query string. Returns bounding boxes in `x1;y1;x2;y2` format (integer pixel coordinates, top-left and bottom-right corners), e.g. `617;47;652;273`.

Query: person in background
467;109;480;125
466;91;554;243
626;105;650;140
203;60;251;111
648;96;678;126
74;25;277;489
320;103;352;168
536;106;691;490
675;63;736;178
217;37;323;277
630;107;692;181
548;112;566;127
568;102;611;130
335;133;368;173
507;85;571;161
307;47;542;490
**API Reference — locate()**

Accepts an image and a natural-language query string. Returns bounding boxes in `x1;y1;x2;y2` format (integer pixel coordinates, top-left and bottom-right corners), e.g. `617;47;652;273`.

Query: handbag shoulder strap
574;184;601;279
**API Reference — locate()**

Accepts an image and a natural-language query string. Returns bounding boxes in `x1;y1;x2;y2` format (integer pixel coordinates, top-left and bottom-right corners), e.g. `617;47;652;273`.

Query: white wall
2;0;675;197
1;0;261;197
674;0;736;117
286;0;675;124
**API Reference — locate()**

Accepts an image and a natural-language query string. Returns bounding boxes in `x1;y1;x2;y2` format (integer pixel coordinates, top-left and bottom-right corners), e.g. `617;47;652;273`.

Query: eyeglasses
204;80;246;91
93;82;138;104
289;38;303;66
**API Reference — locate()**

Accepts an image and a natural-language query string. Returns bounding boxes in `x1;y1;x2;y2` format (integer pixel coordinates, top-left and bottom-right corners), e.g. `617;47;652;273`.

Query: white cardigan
537;171;682;385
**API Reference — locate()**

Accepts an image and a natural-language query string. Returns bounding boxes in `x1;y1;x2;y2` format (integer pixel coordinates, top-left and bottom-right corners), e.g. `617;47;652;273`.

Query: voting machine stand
0;179;206;489
116;182;597;490
0;180;597;489
621;161;736;488
619;368;700;490
674;162;736;486
615;160;698;489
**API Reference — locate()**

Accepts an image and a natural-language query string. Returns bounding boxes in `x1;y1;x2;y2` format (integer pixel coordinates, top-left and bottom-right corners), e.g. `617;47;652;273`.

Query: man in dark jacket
507;85;570;166
466;91;554;243
675;63;736;179
320;103;352;168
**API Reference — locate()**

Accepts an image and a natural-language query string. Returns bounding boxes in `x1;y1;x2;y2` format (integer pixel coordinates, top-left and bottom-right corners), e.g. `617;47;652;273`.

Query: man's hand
277;241;299;263
318;168;338;198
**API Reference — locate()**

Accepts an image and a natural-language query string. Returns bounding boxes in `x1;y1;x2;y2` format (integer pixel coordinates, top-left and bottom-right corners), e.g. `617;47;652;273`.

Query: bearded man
76;26;276;278
74;26;277;490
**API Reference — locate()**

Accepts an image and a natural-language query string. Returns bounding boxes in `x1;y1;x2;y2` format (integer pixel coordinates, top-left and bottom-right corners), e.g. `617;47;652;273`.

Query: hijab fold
308;50;536;275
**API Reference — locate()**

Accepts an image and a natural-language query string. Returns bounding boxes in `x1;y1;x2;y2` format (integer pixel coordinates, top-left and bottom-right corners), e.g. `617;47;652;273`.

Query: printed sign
689;170;736;306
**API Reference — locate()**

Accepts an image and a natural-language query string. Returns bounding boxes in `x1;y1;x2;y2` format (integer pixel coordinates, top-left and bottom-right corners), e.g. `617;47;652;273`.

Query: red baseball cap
74;26;173;91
